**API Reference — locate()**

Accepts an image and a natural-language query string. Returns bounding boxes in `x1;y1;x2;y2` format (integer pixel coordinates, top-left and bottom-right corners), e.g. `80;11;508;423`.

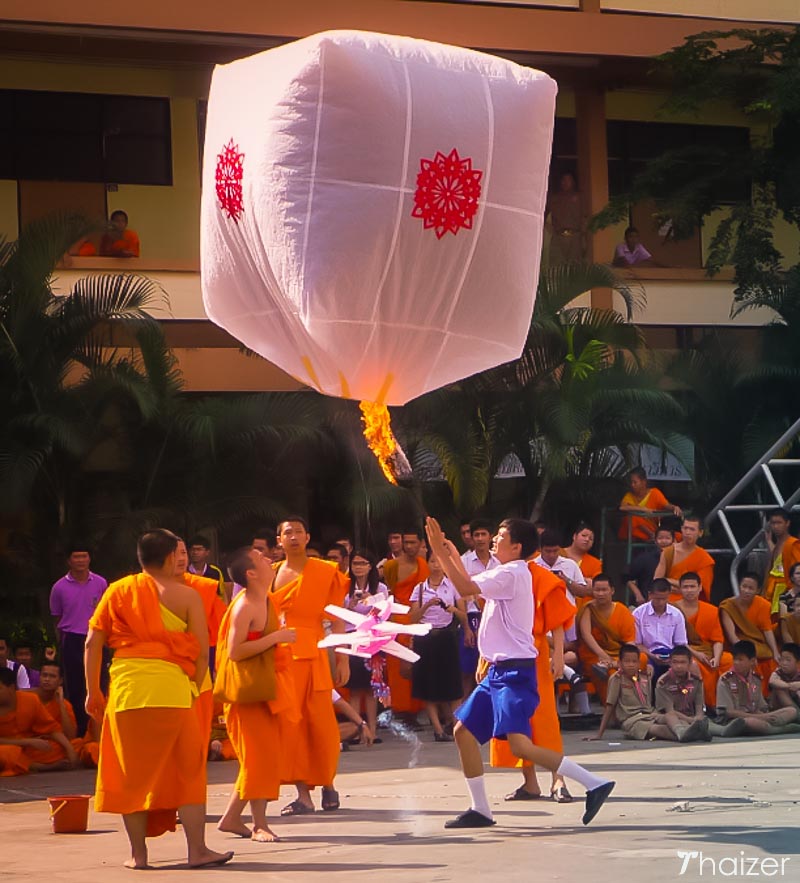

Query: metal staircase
705;417;800;594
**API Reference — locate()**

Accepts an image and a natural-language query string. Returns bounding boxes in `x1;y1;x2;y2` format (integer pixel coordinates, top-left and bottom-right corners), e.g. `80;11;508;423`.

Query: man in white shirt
0;636;29;688
426;516;615;830
459;519;499;693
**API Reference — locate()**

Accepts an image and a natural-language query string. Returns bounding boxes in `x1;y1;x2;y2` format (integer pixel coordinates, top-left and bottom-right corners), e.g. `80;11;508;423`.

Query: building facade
1;1;797;390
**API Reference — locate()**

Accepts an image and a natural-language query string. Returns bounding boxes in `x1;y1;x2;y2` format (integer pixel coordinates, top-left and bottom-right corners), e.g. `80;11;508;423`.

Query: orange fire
359;400;411;484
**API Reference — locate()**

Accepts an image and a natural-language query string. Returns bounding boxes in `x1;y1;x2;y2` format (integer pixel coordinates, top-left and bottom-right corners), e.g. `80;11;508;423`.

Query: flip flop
504;787;542;801
280;800;315;817
321;787;340;811
550;785;573;803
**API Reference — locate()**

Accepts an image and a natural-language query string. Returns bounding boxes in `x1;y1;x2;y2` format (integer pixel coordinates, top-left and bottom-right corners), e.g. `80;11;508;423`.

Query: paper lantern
201;30;556;477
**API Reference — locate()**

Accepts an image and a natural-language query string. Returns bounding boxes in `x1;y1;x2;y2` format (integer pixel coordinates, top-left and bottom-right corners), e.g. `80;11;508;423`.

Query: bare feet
188;849;234;869
217;820;252;838
123;858;150;870
252;826;281;843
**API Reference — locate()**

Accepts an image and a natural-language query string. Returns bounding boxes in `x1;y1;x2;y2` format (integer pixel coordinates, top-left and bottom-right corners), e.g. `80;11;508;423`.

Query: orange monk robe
719;595;777;695
183;572;225;742
491;565;575;768
217;599;299;800
383;557;430;714
100;228;140;257
781;612;800;644
618;487;670;541
576;600;636;702
666;547;715;603
562;551;602;610
0;692;67;776
676;600;732;706
90;573;206;836
210;703;236;761
271;558;348;787
765;536;800;610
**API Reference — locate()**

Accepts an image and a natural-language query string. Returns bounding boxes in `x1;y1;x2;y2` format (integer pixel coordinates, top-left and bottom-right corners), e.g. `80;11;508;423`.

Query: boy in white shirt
425;516;615;829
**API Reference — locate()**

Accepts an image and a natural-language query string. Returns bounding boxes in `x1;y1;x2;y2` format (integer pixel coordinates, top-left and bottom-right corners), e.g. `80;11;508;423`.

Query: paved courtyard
2;726;798;882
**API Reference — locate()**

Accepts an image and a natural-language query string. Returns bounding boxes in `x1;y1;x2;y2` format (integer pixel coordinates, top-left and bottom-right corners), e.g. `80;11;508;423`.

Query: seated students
333;690;375;747
633;579;688;681
576;574;636;701
0;667;78;775
654;646;711;741
719;573;781;693
768;643;800;712
673;572;732;706
715;641;800;736
426;516;615;829
626;527;676;606
587;644;708;743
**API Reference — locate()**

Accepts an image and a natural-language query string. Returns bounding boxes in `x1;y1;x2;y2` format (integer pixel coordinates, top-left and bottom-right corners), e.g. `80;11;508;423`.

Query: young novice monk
217;547;297;842
587;644;709;743
425;516;615;829
655;645;711;740
715;641;800;736
768;643;800;712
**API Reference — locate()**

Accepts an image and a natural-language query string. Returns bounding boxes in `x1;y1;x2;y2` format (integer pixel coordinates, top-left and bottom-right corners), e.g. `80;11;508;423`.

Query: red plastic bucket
48;794;91;833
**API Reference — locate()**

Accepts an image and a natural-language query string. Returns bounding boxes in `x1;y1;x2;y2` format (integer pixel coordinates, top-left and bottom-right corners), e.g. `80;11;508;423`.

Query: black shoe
582;781;615;825
444;809;496;829
434;731;454;742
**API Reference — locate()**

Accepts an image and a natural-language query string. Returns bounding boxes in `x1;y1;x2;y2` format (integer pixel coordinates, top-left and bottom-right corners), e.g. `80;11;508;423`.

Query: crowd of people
2;470;800;866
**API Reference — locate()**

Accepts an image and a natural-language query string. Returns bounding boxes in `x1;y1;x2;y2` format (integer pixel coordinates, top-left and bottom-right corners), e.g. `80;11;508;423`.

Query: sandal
321;787;340;811
280;799;315;816
550;785;573;804
504;786;542;801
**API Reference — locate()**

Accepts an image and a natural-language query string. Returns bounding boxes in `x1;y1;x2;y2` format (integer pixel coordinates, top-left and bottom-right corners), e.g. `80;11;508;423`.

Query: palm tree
399;263;691;524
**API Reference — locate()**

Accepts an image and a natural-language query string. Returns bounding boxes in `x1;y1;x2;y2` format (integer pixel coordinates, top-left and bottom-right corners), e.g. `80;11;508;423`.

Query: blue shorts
455;660;539;745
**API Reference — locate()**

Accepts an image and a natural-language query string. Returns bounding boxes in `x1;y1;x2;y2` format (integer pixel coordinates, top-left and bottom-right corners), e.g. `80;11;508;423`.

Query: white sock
466;775;493;819
573;690;592;714
557;757;608;792
562;665;576;680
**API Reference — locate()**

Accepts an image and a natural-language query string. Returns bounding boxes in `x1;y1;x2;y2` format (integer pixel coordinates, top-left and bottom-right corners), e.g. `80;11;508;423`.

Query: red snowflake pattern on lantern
411;148;483;239
216;139;245;222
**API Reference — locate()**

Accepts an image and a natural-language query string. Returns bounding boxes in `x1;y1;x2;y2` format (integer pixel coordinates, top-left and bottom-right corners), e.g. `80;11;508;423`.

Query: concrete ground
2;724;799;883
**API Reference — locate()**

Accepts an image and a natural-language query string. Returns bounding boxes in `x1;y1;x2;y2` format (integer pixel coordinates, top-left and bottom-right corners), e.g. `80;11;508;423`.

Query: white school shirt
413;578;458;628
471;559;537;663
533;555;585;641
461;550;500;613
4;660;29;689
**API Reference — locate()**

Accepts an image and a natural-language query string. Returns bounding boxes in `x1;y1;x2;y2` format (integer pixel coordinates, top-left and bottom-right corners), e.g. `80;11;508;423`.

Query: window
0;90;172;186
606;120;750;203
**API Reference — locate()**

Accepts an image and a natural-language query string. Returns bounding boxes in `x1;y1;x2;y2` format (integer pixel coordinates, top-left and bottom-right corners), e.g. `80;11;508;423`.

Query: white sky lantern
201;30;556;481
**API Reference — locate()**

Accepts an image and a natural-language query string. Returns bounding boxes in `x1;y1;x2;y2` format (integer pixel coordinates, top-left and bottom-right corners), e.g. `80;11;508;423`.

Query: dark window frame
0;89;173;186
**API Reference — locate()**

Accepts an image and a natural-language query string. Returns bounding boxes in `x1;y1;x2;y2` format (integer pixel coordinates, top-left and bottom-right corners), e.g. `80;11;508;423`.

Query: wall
0;56;210;263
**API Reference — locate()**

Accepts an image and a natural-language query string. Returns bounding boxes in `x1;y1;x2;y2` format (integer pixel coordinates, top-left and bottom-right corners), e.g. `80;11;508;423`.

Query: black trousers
61;631;88;737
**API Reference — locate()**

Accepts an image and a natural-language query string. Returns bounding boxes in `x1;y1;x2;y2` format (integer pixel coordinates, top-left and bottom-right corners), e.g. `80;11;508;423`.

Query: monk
654;515;715;602
271;517;349;816
492;560;576;802
0;667;78;775
672;572;732;705
217;547;297;842
719;572;781;696
618;467;680;541
100;210;140;257
175;538;226;743
576;574;636;702
762;509;800;614
85;528;232;870
562;522;603;592
35;661;78;740
383;528;429;719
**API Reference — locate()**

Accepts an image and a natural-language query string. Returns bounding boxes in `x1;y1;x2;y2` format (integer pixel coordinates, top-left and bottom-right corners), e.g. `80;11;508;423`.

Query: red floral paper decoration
216;139;245;222
412;148;483;239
